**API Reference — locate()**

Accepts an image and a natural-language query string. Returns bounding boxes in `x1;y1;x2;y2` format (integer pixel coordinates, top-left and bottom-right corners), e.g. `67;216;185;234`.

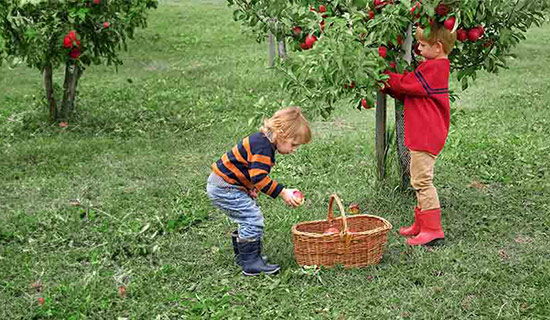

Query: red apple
323;226;340;234
468;28;481;42
349;81;355;89
118;286;126;297
63;35;73;48
348;203;360;214
292;26;302;37
397;35;403;45
368;11;375;19
300;42;310;50
38;297;45;305
378;45;387;58
411;2;421;19
361;98;372;109
305;34;318;48
93;0;100;4
389;61;397;70
103;21;110;28
69;48;81;59
456;29;468;42
443;16;456;31
435;3;449;16
318;5;326;13
477;25;485;37
293;190;304;206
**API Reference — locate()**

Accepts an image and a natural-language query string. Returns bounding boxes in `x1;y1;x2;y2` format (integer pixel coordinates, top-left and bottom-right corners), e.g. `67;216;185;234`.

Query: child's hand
281;188;302;207
247;188;258;199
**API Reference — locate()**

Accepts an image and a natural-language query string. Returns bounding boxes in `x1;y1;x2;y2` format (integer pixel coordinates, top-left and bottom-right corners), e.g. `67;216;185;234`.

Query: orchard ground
1;0;549;318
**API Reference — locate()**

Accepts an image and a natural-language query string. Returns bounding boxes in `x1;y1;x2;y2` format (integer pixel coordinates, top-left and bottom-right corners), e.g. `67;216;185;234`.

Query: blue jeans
206;173;264;240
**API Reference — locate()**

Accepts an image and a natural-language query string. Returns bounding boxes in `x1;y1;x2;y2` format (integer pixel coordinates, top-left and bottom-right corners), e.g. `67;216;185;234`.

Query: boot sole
242;267;280;277
406;237;445;246
423;238;445;246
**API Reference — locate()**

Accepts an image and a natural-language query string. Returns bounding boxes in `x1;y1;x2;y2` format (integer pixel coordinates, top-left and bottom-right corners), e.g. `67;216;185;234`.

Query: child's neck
429;53;448;60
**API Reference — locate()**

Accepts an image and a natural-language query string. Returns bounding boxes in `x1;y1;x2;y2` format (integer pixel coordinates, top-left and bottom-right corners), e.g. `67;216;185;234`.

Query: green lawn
1;1;549;319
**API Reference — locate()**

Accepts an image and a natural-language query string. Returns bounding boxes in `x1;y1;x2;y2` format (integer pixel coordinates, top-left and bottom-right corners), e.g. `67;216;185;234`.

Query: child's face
418;40;444;60
276;138;301;155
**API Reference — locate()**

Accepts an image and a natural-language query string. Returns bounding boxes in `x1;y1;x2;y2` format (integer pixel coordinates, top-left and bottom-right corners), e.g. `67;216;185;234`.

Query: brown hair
415;23;457;55
260;107;312;145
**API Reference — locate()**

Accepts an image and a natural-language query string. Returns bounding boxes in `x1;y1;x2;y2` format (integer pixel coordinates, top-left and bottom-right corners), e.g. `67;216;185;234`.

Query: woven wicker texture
292;194;392;268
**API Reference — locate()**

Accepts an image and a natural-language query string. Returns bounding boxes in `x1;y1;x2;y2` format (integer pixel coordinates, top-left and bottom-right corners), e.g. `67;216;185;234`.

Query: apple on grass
348;203;360;214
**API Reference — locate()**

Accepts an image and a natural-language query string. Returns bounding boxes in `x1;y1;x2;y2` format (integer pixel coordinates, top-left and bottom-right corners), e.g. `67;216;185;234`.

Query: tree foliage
0;0;158;120
228;0;549;117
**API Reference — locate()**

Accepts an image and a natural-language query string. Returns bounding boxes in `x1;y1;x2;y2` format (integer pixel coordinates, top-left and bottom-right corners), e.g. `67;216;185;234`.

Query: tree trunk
268;29;276;67
395;100;410;189
43;65;57;121
375;91;387;180
395;24;413;190
277;39;287;60
60;63;82;120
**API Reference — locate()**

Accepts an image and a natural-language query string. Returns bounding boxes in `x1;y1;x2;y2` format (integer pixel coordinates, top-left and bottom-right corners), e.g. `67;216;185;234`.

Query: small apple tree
0;0;158;121
229;0;549;184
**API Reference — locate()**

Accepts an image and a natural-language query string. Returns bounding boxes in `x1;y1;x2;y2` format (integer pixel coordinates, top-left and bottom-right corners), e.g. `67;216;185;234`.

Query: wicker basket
292;194;392;268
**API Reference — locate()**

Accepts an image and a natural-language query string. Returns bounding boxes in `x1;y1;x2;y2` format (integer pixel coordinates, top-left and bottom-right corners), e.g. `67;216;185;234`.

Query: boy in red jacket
384;23;457;246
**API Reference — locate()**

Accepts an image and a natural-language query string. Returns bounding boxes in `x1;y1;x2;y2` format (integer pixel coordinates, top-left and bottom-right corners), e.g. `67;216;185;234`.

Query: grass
1;1;549;319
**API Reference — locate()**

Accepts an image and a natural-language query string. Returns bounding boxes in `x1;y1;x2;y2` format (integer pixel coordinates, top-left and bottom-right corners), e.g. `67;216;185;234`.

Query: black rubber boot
231;230;268;265
237;238;280;276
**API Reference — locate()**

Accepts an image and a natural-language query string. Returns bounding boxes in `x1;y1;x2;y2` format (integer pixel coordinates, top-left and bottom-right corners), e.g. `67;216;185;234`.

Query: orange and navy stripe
212;132;284;198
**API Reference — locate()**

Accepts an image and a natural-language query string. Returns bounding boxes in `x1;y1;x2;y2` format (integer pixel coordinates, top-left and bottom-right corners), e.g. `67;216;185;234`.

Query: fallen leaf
514;235;533;244
498;249;510;259
31;281;42;292
468;180;488;190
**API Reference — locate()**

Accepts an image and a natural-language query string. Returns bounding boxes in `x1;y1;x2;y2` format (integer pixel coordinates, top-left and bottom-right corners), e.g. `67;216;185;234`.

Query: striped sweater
212;132;284;198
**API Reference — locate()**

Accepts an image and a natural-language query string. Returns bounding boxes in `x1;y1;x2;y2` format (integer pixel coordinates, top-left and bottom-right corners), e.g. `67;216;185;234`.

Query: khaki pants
410;150;440;211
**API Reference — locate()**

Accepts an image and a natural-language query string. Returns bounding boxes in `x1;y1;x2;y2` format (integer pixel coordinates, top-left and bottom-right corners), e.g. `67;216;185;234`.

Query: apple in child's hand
293;190;304;206
323;226;340;234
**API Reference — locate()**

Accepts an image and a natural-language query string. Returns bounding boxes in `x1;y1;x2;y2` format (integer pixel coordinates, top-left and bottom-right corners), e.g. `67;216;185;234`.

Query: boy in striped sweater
207;107;312;276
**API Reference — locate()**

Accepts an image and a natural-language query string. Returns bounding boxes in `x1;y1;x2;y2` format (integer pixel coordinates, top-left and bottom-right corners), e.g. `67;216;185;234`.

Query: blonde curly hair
260;107;312;145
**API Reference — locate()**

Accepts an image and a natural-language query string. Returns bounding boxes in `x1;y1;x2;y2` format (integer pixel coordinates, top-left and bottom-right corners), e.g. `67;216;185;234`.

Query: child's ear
436;41;444;53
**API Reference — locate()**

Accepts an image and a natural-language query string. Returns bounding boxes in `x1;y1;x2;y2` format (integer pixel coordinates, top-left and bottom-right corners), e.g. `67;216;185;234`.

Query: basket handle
327;194;348;233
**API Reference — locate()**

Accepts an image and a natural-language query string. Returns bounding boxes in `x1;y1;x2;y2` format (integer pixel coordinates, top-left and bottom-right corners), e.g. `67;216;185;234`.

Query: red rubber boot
399;207;421;237
407;208;444;246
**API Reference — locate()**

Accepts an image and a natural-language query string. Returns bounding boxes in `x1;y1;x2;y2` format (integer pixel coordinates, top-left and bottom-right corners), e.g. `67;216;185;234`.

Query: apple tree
0;0;158;121
228;0;549;185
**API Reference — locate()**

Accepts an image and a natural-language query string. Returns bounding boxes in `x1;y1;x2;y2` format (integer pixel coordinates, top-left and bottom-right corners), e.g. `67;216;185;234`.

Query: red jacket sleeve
386;70;429;98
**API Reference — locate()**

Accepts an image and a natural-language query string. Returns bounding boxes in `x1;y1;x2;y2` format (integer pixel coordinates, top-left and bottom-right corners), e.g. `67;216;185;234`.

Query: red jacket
385;59;450;155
